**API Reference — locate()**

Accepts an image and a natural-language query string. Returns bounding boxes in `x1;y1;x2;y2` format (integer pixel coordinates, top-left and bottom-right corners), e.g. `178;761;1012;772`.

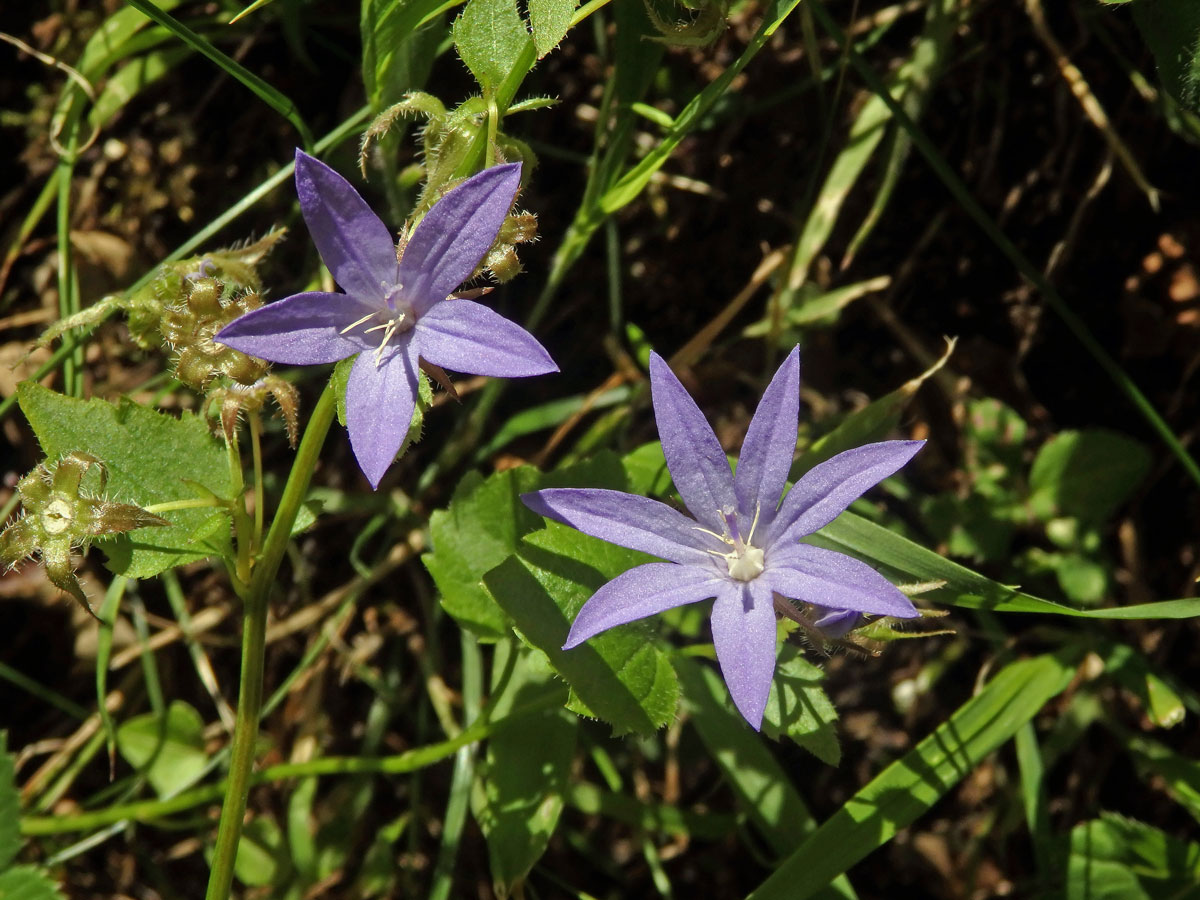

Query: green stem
56;133;80;396
249;410;265;547
204;383;335;900
22;686;561;837
143;497;225;514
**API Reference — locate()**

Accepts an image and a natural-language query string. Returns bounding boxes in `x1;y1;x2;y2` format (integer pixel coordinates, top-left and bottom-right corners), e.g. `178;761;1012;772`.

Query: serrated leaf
483;521;680;734
423;454;628;639
0;867;67;900
760;646;840;764
17;384;231;579
453;0;530;93
528;0;578;58
0;734;17;870
115;700;208;797
1029;429;1151;526
475;641;576;896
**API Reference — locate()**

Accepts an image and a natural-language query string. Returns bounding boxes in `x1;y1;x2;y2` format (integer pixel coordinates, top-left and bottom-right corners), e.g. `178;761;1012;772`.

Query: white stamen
340;312;377;334
698;505;766;582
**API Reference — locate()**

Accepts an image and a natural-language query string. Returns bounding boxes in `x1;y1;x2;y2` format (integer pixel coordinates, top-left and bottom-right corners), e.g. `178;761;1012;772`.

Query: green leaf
88;47;190;130
475;642;577;896
453;0;531;93
1125;734;1200;824
1029;429;1152;525
0;867;67;900
360;0;444;114
747;650;1079;900
233;816;289;887
483;521;680;734
1067;813;1200;900
760;646;840;765
17;384;232;578
1130;0;1200;114
0;734;18;870
815;510;1200;620
528;0;578;58
424;455;628;639
115;700;209;797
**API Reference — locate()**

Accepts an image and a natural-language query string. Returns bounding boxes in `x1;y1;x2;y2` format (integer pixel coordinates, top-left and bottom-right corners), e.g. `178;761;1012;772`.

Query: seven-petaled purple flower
217;150;558;488
522;348;923;729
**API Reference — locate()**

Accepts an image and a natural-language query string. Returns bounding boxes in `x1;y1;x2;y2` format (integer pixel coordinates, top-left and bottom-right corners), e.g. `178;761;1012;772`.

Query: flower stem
204;382;335;900
249;410;265;549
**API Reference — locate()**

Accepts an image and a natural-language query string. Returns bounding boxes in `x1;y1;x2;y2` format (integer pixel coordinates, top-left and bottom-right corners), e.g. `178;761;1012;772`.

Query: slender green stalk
22;686;561;837
249;410;265;546
204;383;335;900
55;134;81;396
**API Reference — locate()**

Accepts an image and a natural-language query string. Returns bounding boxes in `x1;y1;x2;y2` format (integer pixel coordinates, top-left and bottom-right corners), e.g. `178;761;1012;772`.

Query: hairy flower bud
161;282;270;390
207;375;301;448
0;452;168;618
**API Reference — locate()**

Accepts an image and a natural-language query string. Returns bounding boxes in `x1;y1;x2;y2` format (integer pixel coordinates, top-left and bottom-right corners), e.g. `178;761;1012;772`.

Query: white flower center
42;498;74;535
698;506;765;582
340;286;415;367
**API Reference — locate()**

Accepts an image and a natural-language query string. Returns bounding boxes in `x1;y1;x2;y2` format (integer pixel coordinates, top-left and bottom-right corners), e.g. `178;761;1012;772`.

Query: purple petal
710;579;778;730
215;291;374;364
345;341;420;489
770;440;925;545
523;489;719;566
399;163;522;316
649;353;736;533
764;543;917;618
295;150;398;302
735;347;799;523
414;299;557;377
563;562;724;649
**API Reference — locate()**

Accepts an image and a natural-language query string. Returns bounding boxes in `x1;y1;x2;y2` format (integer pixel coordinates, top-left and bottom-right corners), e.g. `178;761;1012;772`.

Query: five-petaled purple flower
522;348;923;729
217;150;557;488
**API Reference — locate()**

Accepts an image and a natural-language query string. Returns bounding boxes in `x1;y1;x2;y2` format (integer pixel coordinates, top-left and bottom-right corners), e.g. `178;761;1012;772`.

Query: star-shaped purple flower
216;150;557;488
522;348;923;729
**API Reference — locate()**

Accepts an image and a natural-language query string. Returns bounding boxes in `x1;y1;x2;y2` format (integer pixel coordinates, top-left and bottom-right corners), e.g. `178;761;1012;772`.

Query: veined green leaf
115;700;209;798
483;521;680;734
474;641;576;895
748;651;1079;899
1067;813;1200;900
0;867;67;900
453;0;530;93
528;0;578;58
17;383;232;579
0;734;17;870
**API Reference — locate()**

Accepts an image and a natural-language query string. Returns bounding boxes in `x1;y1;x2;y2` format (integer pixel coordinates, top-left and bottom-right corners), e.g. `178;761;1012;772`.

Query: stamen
340;312;377;334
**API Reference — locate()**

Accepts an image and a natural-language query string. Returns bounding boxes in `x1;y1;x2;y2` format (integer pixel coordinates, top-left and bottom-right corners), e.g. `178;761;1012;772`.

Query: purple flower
217;150;557;488
522;348;923;729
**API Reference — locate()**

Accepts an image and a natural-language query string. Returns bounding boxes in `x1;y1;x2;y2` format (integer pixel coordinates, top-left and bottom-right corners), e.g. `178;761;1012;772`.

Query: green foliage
0;735;66;899
528;0;579;58
474;641;577;896
1067;813;1200;900
1128;0;1200;115
760;646;840;765
423;454;628;639
1030;429;1152;526
453;0;531;94
18;383;232;579
115;700;209;797
748;651;1080;900
484;519;681;734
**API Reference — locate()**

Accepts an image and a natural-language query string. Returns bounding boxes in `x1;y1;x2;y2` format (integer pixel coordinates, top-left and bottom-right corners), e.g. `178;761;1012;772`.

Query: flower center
340;288;415;367
42;498;75;535
698;506;765;582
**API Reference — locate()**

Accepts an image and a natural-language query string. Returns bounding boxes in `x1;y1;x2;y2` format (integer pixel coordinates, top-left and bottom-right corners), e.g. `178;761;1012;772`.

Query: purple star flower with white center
521;348;923;729
216;150;557;488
